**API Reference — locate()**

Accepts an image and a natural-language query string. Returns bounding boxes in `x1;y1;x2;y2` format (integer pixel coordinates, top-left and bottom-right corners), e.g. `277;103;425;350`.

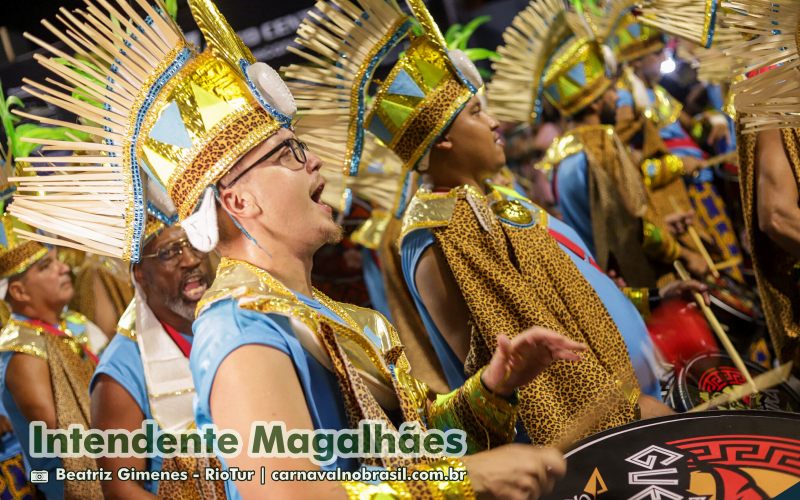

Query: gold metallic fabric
622;287;651;319
141;51;282;219
537;133;585;174
366;36;475;171
610;14;666;63
0;313;95;362
199;259;516;464
641;155;685;189
428;367;517;453
399;190;458;246
351;211;392;251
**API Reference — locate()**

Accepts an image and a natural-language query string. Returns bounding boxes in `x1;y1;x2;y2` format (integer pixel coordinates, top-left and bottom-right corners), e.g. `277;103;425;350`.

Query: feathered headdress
637;0;719;49
598;0;719;63
8;0;296;261
487;0;614;121
283;0;482;178
0;86;53;280
722;0;800;131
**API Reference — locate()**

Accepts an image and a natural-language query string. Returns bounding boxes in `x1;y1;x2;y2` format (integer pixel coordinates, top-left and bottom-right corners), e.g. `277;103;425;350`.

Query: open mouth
494;133;506;147
181;274;208;301
310;181;332;213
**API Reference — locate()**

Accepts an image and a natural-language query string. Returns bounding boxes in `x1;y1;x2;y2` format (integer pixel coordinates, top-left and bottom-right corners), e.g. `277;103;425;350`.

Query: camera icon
30;470;48;483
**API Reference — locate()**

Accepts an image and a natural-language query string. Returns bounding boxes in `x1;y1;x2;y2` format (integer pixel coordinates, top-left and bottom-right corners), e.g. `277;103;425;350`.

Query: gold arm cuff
622;287;651;319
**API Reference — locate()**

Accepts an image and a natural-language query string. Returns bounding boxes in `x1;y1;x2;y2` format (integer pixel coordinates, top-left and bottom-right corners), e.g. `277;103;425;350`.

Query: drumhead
546;411;800;499
673;352;800;412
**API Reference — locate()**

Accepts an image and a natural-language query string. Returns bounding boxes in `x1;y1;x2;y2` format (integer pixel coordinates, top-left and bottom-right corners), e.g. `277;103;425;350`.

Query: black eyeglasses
219;138;309;189
141;238;206;264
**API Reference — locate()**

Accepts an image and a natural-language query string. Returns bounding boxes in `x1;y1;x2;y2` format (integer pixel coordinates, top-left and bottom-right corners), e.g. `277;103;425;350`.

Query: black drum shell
668;352;800;412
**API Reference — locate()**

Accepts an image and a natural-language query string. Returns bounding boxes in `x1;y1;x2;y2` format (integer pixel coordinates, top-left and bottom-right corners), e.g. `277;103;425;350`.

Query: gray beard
165;296;196;321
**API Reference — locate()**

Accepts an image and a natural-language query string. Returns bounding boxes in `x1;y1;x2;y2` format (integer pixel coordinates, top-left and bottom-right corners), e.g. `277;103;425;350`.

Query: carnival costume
285;0;653;445
0;93;109;496
91;196;225;498
0;215;106;498
493;6;681;289
10;0;521;497
721;0;800;374
604;2;746;283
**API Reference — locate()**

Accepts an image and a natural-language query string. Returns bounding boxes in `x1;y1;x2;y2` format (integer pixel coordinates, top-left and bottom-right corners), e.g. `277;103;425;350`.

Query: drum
665;352;800;412
707;276;774;367
647;299;718;367
545;411;800;500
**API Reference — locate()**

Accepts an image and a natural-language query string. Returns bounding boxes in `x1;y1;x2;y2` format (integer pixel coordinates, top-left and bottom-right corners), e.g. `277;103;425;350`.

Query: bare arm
756;129;800;258
639;394;675;418
213;343;567;499
414;245;472;363
678;110;695;132
6;353;56;429
210;345;348;499
90;375;157;500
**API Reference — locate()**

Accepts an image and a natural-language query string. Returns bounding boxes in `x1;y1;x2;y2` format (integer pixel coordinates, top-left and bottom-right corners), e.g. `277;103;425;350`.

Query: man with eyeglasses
14;1;577;498
89;216;217;498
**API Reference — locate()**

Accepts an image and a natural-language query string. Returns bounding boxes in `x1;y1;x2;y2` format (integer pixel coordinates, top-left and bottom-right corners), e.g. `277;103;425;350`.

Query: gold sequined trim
0;242;47;279
125;43;191;261
345;17;411;170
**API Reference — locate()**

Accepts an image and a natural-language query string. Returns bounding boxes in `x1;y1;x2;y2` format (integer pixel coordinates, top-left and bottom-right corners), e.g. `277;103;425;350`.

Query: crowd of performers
0;0;796;497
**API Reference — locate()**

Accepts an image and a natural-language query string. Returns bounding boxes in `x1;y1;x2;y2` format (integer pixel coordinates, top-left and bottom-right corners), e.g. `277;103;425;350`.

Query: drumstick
690;362;793;412
674;261;758;392
713;256;743;271
669;196;720;279
700;151;738;169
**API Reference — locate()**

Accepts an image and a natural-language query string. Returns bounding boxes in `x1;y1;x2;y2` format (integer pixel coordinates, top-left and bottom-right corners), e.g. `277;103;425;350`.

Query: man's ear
217;186;261;219
6;280;28;304
589;98;603;114
132;264;145;288
432;134;453;152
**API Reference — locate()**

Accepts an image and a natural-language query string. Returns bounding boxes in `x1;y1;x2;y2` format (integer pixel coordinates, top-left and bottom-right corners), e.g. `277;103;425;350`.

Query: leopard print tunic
432;188;640;445
157;456;226;499
46;336;103;499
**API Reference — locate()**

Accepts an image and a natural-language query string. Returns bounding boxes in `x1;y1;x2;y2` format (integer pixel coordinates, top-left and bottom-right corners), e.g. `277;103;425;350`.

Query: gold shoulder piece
197;258;296;316
536;133;584;173
335;302;396;353
652;85;683;127
116;299;137;341
350;210;392;250
399;189;458;246
0;319;48;360
61;310;88;327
